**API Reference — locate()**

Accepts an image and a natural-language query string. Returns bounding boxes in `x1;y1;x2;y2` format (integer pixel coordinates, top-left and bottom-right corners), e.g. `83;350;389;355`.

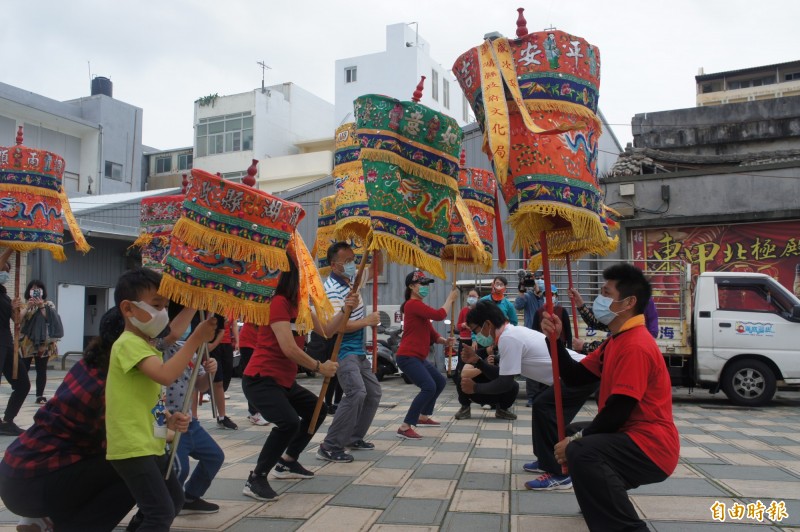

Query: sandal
35;396;47;405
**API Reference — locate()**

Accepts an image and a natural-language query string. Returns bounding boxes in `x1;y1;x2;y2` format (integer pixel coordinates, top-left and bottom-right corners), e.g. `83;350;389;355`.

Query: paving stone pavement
2;370;800;530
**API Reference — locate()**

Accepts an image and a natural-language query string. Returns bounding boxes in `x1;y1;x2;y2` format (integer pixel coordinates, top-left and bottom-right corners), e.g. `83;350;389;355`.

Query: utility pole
257;61;271;93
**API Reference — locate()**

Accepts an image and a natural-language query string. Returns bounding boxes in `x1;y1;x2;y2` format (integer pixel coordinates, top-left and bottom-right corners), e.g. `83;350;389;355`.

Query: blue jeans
175;419;225;500
397;356;446;426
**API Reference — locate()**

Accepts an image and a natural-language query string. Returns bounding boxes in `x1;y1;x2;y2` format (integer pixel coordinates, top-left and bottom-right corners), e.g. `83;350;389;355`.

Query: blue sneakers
523;460;543;473
525;473;572;490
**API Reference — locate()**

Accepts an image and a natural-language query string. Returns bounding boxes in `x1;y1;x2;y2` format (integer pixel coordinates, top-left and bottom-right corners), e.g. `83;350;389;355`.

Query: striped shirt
323;272;366;358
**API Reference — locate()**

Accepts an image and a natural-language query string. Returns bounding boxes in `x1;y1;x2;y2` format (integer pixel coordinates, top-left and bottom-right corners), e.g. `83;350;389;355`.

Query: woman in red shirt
395;271;458;440
241;258;353;501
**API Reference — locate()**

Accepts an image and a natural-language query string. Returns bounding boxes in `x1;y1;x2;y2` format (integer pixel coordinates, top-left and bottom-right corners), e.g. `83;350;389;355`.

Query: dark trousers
23;356;48;398
0;454;135;532
396;356;446;425
239;347;258;416
452;340;494;407
325;376;343;406
568;432;668;532
110;454;184;532
0;343;30;422
531;381;598;475
242;376;326;476
210;343;234;390
469;380;519;410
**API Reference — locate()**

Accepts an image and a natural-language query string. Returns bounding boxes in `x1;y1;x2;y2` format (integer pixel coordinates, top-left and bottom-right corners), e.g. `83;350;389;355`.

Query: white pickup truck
667;271;800;406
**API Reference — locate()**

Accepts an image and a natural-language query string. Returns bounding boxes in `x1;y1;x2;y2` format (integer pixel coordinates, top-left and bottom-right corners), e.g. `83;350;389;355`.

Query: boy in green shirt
106;268;216;531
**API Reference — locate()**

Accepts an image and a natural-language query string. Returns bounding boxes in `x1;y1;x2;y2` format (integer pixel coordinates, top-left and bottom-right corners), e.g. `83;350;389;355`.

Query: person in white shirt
461;300;597;490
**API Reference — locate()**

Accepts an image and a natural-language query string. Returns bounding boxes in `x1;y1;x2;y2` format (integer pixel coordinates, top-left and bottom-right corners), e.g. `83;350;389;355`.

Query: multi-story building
696;60;800;107
144;146;193;190
335;23;472;128
0;77;144;195
191;83;334;192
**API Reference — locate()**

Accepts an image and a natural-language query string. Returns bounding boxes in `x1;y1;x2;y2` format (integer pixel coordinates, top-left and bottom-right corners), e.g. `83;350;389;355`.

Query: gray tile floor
2;370;800;531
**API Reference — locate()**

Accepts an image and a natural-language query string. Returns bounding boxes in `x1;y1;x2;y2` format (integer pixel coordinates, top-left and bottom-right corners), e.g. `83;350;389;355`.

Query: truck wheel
721;359;776;407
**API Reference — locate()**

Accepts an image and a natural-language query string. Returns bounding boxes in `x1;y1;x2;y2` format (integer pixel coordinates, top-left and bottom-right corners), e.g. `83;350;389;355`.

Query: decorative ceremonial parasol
0;126;90;377
453;8;619;467
354;77;464;280
132;174;188;271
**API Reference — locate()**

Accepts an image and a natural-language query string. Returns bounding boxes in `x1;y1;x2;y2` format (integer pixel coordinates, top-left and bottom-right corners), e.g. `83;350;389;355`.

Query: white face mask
129;300;170;339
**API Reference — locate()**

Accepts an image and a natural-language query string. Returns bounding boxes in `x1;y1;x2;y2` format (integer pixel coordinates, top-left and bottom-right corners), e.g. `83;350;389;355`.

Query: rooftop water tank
91;76;113;97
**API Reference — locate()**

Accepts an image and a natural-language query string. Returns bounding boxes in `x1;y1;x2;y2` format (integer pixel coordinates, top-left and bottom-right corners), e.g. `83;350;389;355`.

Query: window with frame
345;66;357;83
105;161;122;180
718;285;783;314
156;156;172;174
196;112;253;157
178;153;193;170
431;69;439;101
443;79;450;109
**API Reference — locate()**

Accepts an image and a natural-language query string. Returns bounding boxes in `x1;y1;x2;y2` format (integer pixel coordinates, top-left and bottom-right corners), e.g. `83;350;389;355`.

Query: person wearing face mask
19;280;63;405
105;267;217;531
0;247;29;437
542;264;679;531
317;242;383;463
395;271;458;440
568;286;659;355
515;272;547;407
452;289;482;420
480;276;518;326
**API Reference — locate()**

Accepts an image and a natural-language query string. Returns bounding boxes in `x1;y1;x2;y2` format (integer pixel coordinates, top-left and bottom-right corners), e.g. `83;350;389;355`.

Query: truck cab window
718;285;782;314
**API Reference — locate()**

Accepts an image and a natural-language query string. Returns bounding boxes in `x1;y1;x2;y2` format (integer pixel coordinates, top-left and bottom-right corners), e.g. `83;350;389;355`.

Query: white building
192;83;334;192
0;78;144;195
335;23;472;128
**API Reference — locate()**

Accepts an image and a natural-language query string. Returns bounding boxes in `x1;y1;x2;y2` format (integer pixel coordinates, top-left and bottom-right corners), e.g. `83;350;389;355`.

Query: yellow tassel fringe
58;187;91;254
172;217;290;271
0;241;66;262
359;148;459;192
158;274;273;326
334;219;372;244
0;183;61;199
508;203;618;259
369;233;445;280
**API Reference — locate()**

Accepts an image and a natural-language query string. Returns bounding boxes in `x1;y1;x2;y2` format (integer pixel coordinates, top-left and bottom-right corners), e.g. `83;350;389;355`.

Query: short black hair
326;241;352;266
603;264;651;315
24;280;47;300
492;276;508;286
114;267;162;306
466;300;508;328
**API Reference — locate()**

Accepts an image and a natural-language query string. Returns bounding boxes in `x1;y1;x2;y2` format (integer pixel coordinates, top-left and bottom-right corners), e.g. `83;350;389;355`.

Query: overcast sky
5;0;799;150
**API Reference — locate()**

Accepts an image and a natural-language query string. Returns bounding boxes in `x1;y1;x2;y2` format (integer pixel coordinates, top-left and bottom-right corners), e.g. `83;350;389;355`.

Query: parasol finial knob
460;148;466;168
243;159;258;187
412;76;426;103
15;126;23;145
516;7;529;38
181;173;188;194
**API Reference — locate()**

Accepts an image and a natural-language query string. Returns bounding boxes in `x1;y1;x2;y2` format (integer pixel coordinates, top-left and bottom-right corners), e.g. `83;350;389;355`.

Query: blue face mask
0;272;9;285
342;261;357;280
592;295;620;325
466;296;478;306
474;322;494;347
418;285;430;297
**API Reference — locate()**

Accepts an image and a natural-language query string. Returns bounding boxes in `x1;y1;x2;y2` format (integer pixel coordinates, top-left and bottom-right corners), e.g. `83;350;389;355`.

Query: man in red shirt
541;264;680;532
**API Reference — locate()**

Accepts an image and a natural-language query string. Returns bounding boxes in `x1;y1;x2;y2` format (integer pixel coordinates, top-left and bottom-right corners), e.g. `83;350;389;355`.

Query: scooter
366;321;402;382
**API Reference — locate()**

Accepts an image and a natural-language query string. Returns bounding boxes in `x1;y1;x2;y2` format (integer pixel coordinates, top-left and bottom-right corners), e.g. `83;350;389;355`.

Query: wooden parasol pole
309;252;372;433
372;251;379;374
11;252;20;379
447;256;458;376
166;310;210;479
540;232;567;474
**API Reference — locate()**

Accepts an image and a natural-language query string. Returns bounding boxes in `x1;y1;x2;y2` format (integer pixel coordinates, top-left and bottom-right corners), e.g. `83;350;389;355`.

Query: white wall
335;23;467;128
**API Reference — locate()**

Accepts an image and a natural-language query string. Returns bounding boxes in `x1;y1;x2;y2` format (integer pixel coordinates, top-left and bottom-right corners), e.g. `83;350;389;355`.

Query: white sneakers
248;413;269;426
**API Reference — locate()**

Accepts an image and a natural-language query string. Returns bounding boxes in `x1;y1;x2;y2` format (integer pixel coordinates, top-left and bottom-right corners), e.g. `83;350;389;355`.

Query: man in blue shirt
318;242;382;463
